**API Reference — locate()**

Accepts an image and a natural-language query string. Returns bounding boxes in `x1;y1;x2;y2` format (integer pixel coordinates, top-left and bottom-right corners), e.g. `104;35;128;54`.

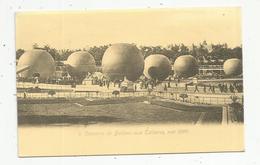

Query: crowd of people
91;77;111;89
218;83;243;93
18;72;243;94
184;82;243;93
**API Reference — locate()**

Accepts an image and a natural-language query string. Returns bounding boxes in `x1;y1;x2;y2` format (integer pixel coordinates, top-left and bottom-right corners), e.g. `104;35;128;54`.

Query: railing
152;92;243;105
199;65;223;70
17;90;243;106
17;82;72;90
17;81;243;106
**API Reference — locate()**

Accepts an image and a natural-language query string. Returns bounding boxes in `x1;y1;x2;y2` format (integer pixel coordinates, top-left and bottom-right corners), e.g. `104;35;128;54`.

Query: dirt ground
18;99;222;126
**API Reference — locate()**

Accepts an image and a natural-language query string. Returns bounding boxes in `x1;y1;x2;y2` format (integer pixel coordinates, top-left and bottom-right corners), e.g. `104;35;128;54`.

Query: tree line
16;41;242;66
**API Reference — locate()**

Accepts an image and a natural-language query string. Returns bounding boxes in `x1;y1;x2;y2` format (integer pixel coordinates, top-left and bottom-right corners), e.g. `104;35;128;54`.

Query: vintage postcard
16;7;243;156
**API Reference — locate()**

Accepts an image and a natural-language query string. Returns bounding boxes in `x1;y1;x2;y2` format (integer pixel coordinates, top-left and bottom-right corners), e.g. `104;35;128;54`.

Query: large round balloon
144;54;171;81
66;51;96;77
17;49;55;78
173;55;198;78
102;43;144;81
223;58;242;76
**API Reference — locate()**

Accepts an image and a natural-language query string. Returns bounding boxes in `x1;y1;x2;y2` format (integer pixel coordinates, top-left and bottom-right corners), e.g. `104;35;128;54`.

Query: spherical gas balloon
66;51;96;77
144;54;171;81
102;43;144;81
173;55;199;78
223;58;242;76
17;49;55;78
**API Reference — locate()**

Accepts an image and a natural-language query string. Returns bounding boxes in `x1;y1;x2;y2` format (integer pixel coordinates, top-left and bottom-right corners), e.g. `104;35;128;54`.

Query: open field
18;97;223;126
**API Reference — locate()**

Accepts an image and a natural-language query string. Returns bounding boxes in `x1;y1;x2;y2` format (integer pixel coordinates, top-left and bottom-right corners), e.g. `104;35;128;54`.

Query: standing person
185;83;188;91
212;85;215;93
224;84;228;93
208;84;212;92
194;85;199;93
230;84;234;93
164;84;167;91
203;84;207;93
107;81;110;89
168;77;171;87
134;84;137;92
218;84;222;93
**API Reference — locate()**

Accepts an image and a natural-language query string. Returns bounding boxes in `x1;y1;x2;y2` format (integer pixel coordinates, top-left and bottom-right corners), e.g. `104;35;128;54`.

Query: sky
16;7;241;50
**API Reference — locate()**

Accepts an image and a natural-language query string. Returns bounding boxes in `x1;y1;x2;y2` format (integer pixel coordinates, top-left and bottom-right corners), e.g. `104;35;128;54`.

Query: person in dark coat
194;85;199;93
185;83;188;91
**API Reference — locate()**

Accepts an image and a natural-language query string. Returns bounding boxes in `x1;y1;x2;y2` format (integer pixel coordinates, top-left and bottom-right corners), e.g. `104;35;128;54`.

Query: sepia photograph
15;7;244;156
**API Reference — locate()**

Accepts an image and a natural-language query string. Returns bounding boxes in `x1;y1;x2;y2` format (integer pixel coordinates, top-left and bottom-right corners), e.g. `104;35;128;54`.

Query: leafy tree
88;45;109;66
48;90;56;96
16;49;25;59
16;42;242;66
43;44;60;61
230;47;242;59
179;44;189;55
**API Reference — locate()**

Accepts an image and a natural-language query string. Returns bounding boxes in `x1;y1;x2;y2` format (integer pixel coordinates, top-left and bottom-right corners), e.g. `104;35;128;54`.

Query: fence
199;65;223;70
152;92;243;105
17;82;72;90
17;89;243;106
